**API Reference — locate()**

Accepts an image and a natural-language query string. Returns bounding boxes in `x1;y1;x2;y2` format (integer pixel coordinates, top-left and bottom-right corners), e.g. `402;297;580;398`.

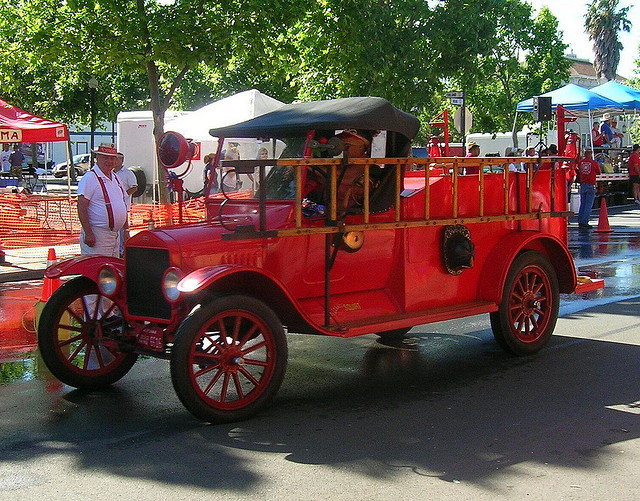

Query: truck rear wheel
490;251;559;356
170;295;288;423
37;277;138;388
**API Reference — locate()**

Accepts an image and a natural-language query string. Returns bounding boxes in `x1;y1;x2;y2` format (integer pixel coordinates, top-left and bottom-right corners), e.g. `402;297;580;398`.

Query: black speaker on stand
533;96;552;122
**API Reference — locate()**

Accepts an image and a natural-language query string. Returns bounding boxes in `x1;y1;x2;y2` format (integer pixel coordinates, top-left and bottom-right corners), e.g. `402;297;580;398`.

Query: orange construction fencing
0;194;208;251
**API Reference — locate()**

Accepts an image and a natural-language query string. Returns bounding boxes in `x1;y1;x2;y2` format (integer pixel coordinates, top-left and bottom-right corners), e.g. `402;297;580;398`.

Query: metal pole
461;90;466;148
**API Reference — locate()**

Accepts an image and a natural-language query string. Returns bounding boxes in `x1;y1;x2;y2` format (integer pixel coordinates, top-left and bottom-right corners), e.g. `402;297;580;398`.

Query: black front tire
37;277;138;389
170;295;288;423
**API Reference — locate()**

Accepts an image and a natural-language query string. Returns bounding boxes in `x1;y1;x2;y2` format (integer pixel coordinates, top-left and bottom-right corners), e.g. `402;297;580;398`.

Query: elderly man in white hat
77;143;128;257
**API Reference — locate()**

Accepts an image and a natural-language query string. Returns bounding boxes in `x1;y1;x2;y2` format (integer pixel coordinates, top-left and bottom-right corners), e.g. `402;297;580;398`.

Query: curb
0;268;45;283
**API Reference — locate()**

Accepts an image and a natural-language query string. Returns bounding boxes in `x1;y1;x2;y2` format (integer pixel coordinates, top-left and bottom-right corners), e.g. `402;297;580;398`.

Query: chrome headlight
162;267;183;303
98;265;121;297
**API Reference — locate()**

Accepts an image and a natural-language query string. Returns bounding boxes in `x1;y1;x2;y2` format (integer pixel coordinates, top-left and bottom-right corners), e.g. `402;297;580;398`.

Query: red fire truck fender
477;232;577;303
177;265;317;333
44;255;125;283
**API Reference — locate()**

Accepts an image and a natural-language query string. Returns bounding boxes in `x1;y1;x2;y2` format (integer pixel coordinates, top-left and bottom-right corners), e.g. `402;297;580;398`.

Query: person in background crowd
221;147;240;193
1;144;11;173
610;118;624;148
466;142;480;158
114;152;138;257
600;114;614;146
628;144;640;206
504;147;521;172
465;141;480;174
77;143;127;257
591;121;604;147
577;149;601;230
8;144;24;186
203;152;218;195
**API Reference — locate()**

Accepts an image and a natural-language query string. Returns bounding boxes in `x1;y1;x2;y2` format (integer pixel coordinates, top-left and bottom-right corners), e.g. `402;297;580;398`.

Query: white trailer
117;110;188;202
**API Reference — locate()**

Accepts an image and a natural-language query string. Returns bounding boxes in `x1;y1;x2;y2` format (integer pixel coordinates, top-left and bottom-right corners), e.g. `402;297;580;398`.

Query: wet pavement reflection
3;224;640;386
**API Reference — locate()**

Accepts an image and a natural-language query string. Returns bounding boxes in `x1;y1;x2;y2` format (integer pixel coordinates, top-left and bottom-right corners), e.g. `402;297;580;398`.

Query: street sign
450;97;464;106
454;107;473;134
445;91;464;98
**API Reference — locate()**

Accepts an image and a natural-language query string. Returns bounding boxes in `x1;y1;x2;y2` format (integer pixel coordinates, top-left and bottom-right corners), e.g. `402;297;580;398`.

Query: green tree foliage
284;0;436;111
446;3;570;135
0;0;575;155
585;0;632;81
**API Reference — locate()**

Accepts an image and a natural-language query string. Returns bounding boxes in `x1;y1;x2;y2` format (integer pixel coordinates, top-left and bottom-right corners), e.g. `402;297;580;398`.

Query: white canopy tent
165;89;285;193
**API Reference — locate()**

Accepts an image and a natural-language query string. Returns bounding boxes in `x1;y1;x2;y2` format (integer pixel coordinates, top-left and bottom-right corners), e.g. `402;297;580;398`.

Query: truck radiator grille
126;247;171;320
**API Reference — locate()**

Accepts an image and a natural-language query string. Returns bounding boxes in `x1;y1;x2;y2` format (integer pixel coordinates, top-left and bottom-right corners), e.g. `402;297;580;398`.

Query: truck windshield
255;137;306;200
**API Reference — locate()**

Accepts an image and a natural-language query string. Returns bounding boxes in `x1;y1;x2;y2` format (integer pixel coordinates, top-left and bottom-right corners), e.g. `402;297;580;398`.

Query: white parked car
52;154;91;178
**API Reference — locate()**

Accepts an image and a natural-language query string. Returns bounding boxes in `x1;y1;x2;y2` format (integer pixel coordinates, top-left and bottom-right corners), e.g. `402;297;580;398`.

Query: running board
331;300;498;337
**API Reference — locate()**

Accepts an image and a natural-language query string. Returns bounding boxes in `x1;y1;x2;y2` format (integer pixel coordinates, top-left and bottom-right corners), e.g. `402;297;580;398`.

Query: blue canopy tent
591;81;640;110
516;83;621;113
514;83;623;150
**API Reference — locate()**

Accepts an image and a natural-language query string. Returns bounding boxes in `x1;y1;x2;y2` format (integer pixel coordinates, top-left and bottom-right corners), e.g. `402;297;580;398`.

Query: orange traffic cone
594;198;613;233
40;248;61;301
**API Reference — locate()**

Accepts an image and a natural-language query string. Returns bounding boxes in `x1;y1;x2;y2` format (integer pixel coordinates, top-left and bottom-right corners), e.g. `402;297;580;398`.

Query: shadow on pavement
0;299;638;491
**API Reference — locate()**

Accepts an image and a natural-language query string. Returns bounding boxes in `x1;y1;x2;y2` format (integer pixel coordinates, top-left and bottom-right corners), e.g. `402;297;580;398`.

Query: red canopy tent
0;98;69;143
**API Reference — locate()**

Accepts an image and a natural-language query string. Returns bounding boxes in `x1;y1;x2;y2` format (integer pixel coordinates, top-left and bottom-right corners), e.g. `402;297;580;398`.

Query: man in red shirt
577;149;601;229
628;144;640;205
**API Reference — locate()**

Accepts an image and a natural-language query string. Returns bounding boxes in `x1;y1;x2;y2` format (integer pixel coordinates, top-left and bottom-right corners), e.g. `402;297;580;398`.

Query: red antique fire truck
38;97;581;423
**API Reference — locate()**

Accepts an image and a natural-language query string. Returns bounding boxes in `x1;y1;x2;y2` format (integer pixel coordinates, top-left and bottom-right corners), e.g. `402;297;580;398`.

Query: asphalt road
2;213;640;499
0;299;639;500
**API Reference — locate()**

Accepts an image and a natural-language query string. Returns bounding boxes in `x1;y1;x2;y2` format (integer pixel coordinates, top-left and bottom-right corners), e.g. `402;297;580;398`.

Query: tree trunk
146;61;170;204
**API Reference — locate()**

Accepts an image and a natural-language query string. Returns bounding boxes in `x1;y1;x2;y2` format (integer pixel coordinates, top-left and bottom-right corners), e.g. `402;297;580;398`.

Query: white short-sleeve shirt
115;167;138;209
78;166;128;230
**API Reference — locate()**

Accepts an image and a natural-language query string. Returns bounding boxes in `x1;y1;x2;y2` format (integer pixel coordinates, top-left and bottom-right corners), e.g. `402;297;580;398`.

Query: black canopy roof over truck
208;96;420;141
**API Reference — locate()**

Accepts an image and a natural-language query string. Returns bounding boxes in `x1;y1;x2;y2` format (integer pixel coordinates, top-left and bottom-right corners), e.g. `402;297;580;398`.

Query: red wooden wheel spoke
243;357;268;368
81;295;96;321
530;316;539;331
232;373;244;399
220;372;231;402
231;315;242;344
532;279;543;296
57;333;84;348
65;305;85;325
237;323;259;347
515;319;523;333
68;340;87;363
57;323;82;333
218;319;229;346
512;310;525;325
202;368;224;395
83;343;93;370
94;346;106;368
103;344;121;359
193;352;221;364
238;366;261;386
194;361;222;379
242;339;267;356
202;333;222;352
100;301;117;319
